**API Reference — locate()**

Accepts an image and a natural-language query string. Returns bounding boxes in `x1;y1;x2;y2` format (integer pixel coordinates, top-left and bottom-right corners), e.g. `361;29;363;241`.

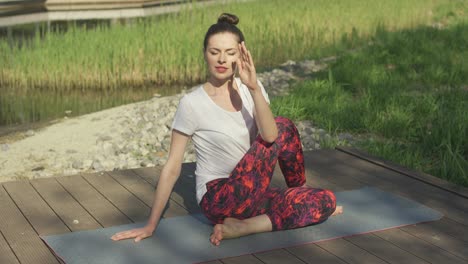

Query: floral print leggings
200;116;337;231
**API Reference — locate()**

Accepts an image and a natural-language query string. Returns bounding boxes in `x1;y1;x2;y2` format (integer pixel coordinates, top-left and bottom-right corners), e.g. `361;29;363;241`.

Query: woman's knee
274;116;299;139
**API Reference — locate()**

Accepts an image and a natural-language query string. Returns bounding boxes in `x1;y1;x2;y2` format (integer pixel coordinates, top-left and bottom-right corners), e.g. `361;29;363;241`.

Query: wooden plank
0;185;59;264
3;181;69;235
220;254;263;264
337;147;468;199
199;260;224;264
132;166;162;186
334;149;468;213
316;238;387;264
30;178;101;231
305;166;348;192
303;151;366;190
56;175;132;227
286;243;347;264
417;217;468;243
270;165;289;189
308;150;468;225
133;163;201;214
399;222;468;260
0;230;20;264
107;169;188;217
344;234;429;264
374;228;467;264
254;249;306;264
82;172;150;222
174;162;200;214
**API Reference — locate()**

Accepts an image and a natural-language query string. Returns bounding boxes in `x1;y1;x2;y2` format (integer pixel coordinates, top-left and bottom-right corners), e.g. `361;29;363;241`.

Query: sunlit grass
0;0;455;126
1;0;446;91
272;22;468;186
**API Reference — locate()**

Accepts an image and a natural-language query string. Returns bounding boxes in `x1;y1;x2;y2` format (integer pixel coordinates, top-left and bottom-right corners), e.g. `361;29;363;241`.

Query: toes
210;224;224;246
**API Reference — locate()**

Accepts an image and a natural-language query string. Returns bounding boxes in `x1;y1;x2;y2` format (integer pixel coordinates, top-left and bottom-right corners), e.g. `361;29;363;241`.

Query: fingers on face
247;50;254;66
239;41;254;67
236;58;243;72
239;42;248;63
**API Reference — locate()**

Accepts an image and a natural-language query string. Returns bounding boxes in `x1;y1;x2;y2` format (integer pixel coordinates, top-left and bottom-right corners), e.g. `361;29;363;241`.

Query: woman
111;13;342;246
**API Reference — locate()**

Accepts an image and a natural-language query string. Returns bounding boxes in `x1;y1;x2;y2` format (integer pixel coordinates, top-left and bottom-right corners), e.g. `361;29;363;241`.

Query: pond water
0;7;193;134
0;0;214;134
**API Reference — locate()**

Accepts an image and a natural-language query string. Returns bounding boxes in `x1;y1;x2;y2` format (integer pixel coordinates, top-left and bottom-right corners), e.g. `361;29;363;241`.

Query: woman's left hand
237;41;259;91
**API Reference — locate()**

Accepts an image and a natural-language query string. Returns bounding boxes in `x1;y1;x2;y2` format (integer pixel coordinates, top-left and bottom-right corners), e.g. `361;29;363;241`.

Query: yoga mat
41;187;443;264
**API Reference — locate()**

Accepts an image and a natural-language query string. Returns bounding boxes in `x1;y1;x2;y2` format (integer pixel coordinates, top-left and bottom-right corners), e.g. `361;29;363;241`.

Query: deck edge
335;146;468;199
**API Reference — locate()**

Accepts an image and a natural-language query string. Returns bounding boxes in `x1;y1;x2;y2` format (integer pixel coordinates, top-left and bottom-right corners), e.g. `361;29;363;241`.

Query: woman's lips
215;66;228;73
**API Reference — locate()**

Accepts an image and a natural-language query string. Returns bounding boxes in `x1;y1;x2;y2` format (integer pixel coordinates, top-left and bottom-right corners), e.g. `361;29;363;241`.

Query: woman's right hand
110;130;189;243
110;225;154;242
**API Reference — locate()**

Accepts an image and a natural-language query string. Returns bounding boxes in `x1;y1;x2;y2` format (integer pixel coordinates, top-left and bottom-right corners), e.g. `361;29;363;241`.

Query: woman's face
204;32;240;82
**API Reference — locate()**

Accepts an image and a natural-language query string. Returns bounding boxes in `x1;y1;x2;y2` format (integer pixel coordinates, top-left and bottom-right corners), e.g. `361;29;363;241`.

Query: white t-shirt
171;78;270;204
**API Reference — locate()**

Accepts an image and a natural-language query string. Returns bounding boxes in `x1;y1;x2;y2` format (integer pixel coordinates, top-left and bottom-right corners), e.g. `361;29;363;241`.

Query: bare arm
111;129;190;242
249;85;277;143
237;41;278;143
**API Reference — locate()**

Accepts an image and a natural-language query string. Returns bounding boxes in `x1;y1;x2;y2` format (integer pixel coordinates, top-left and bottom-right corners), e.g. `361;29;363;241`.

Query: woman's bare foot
332;205;343;216
210;215;272;246
210;218;246;246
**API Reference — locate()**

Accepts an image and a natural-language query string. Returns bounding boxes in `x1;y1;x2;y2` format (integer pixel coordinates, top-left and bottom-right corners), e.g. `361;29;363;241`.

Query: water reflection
0;84;187;134
0;0;204;133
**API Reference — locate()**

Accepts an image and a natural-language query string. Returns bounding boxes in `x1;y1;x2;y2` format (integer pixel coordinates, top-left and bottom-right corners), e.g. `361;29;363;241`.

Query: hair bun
217;13;239;25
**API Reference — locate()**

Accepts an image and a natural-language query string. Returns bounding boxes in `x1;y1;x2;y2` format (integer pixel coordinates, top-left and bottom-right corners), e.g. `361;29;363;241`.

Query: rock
63;169;78;176
92;160;104;171
338;133;354;142
32;166;45;171
98;135;113;142
101;160;115;171
72;160;83;169
25;130;35;137
279;60;298;72
66;149;77;154
1;144;9;151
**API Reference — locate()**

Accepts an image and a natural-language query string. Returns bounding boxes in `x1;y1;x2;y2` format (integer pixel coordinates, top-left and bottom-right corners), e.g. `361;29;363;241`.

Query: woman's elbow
262;130;278;143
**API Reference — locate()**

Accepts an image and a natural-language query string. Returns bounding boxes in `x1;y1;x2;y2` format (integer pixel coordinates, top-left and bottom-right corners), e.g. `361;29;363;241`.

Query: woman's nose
218;53;226;63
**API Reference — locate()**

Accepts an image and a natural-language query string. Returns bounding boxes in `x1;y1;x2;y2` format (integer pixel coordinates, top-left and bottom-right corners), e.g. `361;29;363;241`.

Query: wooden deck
0;148;467;264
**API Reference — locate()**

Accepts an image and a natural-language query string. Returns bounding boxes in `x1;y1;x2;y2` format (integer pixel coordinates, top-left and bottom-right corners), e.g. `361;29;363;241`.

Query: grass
0;0;466;186
271;21;468;187
0;0;450;125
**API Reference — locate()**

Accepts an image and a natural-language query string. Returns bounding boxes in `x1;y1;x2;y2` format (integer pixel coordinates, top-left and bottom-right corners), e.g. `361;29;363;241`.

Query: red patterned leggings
200;117;337;231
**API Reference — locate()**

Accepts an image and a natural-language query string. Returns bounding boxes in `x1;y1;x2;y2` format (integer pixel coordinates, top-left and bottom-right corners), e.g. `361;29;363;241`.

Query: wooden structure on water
0;147;467;263
1;0;186;13
0;0;217;27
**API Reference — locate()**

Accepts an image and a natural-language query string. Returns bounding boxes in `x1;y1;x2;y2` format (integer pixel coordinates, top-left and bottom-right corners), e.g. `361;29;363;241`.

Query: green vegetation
0;0;449;125
0;0;466;187
271;22;467;186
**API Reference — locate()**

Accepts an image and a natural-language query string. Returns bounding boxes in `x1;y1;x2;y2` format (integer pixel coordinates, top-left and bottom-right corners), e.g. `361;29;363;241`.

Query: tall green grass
1;0;445;92
0;0;462;128
271;22;468;186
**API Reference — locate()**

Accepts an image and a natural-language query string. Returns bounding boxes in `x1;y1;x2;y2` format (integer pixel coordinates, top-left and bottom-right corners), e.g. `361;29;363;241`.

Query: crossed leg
199;117;343;246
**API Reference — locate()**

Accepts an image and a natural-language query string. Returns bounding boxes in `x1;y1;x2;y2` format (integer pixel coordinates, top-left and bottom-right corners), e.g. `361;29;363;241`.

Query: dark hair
203;13;245;51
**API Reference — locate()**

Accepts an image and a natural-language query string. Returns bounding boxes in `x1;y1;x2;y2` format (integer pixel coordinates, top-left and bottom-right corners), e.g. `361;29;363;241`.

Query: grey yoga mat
41;187;443;264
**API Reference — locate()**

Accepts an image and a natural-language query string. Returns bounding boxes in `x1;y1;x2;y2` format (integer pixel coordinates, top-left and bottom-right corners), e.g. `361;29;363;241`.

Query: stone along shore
0;58;354;182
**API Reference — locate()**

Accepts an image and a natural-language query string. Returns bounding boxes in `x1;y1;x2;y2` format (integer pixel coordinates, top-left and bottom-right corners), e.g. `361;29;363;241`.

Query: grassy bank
0;0;451;126
0;0;442;91
271;22;467;187
1;0;444;89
